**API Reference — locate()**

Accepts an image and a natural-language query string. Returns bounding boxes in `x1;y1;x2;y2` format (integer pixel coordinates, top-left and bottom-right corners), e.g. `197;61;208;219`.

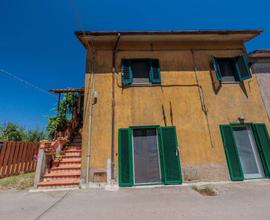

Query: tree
46;92;75;140
0;124;4;140
25;128;46;142
0;123;24;141
0;122;46;142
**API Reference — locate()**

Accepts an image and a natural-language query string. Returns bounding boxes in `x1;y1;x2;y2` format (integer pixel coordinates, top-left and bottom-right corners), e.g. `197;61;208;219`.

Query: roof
75;29;263;47
249;50;270;58
49;88;84;94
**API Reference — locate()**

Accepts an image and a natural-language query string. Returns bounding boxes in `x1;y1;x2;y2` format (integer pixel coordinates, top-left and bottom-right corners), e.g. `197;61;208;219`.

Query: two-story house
76;30;270;187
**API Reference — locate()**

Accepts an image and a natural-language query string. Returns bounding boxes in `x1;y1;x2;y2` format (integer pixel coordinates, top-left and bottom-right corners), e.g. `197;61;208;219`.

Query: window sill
221;81;241;84
128;83;160;87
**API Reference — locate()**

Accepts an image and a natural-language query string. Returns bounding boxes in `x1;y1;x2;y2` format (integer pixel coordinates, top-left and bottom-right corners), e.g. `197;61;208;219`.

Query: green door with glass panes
118;126;182;186
220;123;270;181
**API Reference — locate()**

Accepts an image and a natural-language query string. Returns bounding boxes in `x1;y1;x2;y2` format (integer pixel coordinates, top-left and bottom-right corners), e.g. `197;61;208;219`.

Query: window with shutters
121;59;161;85
211;55;251;82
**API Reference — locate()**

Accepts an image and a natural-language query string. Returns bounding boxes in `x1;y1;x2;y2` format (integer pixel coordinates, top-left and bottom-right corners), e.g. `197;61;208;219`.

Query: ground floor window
118;126;182;187
220;123;270;181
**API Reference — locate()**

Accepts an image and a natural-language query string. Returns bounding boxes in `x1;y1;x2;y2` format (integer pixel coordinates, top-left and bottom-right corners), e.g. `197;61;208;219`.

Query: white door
233;125;265;179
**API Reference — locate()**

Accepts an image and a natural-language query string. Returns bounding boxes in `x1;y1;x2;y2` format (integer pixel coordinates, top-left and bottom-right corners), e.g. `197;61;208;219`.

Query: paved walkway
1;180;270;220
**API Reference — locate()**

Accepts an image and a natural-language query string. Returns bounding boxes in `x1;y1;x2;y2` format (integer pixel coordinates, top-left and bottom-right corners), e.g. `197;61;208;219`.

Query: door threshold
132;184;165;189
243;178;267;182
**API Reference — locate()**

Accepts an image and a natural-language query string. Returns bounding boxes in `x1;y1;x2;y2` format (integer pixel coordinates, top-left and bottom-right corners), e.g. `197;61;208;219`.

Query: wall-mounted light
92;91;98;104
238;115;245;122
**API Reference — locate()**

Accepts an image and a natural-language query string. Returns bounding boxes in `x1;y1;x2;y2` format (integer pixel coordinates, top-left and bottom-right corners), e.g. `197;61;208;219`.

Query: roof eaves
74;29;263;37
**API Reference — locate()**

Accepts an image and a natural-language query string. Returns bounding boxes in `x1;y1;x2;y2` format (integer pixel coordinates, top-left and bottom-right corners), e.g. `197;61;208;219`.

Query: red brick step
65;149;82;153
53;159;81;164
43;172;81;178
61;155;81;159
66;145;81;149
37;179;80;187
51;165;81;171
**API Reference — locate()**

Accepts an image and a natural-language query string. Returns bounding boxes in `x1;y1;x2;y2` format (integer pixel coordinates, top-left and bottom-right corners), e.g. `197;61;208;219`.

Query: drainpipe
111;33;121;181
86;41;95;184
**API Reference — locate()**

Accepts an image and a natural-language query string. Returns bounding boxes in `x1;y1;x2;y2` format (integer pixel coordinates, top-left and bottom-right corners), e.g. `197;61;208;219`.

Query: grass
0;172;35;190
192;185;218;196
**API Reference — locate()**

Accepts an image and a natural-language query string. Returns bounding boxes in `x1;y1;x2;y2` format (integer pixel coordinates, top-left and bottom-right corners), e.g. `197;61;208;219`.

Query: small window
131;60;151;84
211;55;251;82
122;59;161;85
218;58;238;82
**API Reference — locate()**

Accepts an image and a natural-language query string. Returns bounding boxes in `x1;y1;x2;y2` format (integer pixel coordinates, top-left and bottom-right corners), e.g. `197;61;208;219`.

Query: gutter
75;29;263;37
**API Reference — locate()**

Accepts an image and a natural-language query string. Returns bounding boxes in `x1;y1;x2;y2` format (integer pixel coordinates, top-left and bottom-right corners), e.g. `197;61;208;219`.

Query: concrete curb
29;187;79;193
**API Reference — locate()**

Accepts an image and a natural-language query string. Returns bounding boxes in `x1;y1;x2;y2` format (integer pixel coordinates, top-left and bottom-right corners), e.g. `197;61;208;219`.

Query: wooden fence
0;141;40;178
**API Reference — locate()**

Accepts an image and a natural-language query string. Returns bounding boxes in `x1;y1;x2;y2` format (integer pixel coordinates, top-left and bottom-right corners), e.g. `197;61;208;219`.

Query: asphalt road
1;180;270;220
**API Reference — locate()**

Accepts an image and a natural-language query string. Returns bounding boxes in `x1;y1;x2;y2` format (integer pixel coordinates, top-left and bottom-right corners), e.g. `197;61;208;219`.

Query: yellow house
76;30;270;187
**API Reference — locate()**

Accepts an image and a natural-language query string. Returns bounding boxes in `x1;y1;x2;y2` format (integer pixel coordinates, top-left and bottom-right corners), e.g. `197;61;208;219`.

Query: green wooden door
220;124;244;181
118;128;133;186
158;126;182;184
253;123;270;178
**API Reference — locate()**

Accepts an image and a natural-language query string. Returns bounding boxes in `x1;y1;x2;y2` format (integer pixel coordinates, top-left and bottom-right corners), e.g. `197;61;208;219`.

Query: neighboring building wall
251;56;270;119
81;41;270;183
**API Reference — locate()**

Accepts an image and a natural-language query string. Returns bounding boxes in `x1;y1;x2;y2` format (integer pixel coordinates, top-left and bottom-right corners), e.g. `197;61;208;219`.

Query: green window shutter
149;59;161;84
253;123;270;177
118;128;133;186
211;56;222;81
220;125;244;181
235;55;252;81
121;60;133;85
158;126;182;184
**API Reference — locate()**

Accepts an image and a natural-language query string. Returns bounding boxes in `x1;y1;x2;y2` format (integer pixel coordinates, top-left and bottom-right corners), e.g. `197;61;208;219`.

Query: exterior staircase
70;132;82;147
37;134;82;189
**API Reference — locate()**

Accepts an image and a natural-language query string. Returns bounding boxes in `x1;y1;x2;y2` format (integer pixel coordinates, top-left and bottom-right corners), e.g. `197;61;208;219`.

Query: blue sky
0;0;269;130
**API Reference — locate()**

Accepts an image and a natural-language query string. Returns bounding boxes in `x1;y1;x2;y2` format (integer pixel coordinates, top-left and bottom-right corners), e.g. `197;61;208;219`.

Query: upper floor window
211;55;252;82
122;59;161;85
132;60;151;84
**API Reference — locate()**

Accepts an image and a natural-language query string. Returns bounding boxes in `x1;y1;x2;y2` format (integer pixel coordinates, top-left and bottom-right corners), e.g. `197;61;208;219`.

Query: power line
0;68;56;98
68;0;87;31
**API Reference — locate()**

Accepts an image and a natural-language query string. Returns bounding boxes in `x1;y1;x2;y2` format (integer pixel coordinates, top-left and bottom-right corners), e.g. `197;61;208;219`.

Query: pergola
49;87;84;113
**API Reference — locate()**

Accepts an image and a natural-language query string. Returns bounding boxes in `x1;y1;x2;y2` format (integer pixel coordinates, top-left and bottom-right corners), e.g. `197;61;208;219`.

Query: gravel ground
0;180;270;220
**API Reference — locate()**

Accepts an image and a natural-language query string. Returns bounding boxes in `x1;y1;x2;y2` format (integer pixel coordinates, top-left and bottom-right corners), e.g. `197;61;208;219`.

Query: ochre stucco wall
81;41;270;183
